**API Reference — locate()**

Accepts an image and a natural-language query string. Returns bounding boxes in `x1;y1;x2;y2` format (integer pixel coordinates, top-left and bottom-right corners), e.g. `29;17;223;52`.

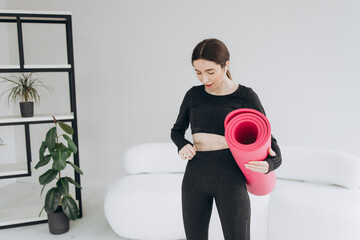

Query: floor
0;183;128;240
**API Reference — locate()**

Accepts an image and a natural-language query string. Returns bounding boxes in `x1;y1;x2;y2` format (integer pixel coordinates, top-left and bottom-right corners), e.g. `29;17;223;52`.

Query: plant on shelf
0;72;52;117
35;116;83;234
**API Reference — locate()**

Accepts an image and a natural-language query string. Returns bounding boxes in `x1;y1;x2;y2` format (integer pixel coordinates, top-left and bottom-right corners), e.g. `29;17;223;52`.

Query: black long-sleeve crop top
170;83;282;174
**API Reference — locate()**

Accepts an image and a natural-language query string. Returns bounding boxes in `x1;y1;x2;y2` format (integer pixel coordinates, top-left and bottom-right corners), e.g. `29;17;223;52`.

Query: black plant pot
19;102;34;117
47;206;70;234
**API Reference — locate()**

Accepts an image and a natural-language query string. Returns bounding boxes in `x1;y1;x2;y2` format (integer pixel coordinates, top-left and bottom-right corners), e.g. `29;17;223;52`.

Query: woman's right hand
179;144;197;160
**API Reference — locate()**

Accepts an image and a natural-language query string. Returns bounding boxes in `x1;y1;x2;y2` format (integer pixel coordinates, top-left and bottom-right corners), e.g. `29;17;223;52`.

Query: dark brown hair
191;38;232;80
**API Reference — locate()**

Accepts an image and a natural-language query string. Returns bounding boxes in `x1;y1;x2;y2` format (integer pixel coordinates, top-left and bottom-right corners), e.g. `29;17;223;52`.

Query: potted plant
0;72;52;117
35;116;83;234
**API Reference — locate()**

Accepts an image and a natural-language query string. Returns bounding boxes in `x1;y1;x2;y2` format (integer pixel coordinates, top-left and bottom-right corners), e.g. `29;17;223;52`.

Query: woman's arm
265;135;282;174
246;88;282;174
170;88;194;153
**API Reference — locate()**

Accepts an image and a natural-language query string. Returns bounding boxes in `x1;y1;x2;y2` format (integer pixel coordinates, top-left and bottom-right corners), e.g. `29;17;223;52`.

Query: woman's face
193;59;227;89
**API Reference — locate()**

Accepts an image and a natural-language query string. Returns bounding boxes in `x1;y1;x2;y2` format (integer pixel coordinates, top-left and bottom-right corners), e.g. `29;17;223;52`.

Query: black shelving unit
0;10;82;229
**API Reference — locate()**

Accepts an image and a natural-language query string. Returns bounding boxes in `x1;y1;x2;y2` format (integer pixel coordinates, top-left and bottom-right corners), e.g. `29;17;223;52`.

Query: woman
170;38;282;240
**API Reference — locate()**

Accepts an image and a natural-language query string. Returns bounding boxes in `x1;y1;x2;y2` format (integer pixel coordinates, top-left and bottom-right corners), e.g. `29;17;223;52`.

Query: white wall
1;0;360;187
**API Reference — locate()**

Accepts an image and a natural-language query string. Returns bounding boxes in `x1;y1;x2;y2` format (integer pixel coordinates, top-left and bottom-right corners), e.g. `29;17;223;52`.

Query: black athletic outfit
170;83;282;240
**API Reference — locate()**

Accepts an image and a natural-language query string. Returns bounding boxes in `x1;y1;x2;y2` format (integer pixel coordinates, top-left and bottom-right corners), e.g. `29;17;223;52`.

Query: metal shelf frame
0;11;82;229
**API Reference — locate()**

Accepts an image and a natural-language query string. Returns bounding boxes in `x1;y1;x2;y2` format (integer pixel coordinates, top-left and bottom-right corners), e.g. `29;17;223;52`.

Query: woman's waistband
186;147;243;176
194;147;233;159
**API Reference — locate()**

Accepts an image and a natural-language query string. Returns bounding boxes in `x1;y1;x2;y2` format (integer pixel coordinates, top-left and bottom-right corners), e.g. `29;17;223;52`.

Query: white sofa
104;142;360;240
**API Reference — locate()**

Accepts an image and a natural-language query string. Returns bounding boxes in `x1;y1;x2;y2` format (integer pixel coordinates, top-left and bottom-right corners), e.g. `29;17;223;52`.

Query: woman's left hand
244;148;276;173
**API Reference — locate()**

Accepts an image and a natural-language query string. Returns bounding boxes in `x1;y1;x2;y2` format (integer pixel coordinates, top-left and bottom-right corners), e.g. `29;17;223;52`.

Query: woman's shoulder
180;85;198;102
183;85;197;96
238;84;260;98
192;84;203;91
238;83;253;93
185;84;202;96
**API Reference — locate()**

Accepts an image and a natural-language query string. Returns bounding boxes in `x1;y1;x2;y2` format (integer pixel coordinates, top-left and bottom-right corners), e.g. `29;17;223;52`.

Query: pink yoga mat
224;108;276;196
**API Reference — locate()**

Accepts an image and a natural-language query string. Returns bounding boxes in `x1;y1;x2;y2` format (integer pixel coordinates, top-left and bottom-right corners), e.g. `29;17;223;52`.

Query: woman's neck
206;78;238;95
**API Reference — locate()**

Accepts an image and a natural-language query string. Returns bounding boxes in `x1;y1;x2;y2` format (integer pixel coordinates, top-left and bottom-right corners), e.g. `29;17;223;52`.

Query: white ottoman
268;180;360;240
104;173;185;240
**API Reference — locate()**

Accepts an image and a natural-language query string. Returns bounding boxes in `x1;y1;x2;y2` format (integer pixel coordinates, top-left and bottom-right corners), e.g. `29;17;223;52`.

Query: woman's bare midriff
192;133;229;151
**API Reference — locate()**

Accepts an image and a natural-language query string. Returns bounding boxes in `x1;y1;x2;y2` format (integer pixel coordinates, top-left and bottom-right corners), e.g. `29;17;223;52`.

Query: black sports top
170;83;282;174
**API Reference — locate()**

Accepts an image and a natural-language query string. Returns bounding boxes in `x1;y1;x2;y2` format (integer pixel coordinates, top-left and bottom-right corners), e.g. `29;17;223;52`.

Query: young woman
170;38;282;240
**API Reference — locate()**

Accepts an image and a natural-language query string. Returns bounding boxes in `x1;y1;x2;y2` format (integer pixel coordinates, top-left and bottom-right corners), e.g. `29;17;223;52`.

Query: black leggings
182;148;251;240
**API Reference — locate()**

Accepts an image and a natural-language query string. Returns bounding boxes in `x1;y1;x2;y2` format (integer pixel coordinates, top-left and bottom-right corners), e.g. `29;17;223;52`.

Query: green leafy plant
35;116;83;220
0;72;52;105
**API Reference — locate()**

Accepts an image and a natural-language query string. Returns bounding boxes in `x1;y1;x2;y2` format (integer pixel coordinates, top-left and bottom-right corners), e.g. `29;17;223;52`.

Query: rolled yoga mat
224;108;276;196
